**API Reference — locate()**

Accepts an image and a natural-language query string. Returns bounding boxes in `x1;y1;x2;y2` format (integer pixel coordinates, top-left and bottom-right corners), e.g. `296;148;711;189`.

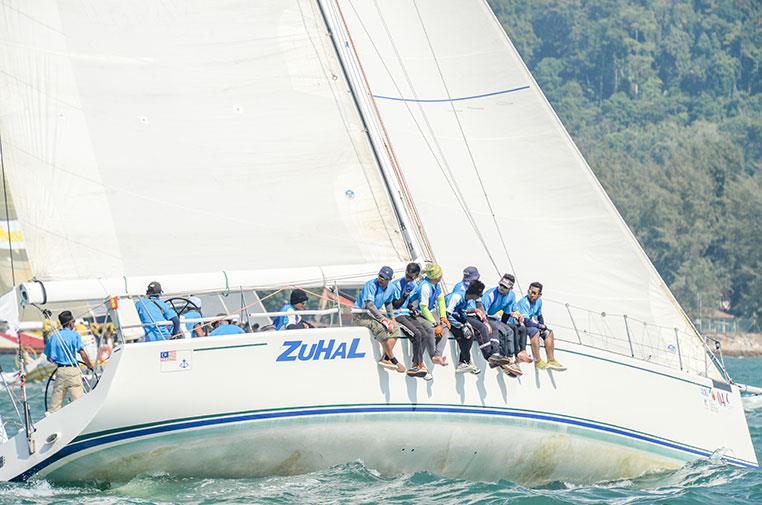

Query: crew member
517;282;566;371
45;310;94;413
184;296;205;338
353;266;405;373
445;280;485;374
210;314;246;336
134;281;181;341
274;289;313;330
482;274;523;375
388;263;428;374
406;263;449;378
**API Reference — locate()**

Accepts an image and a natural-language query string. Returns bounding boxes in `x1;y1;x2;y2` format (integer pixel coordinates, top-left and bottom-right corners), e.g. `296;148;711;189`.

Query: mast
315;0;427;262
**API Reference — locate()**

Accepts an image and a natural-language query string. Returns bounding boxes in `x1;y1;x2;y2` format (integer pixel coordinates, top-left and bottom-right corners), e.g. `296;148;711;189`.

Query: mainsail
328;0;717;377
0;0;409;282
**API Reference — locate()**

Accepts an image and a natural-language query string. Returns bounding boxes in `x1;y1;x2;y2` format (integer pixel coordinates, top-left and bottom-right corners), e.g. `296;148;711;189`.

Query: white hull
0;328;757;485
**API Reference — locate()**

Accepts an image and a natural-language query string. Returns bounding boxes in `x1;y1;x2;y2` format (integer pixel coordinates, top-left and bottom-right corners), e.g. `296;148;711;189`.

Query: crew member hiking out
274;289;314;330
388;263;428;373
517;282;566;371
45;310;94;413
445;279;486;374
406;263;450;378
482;274;523;375
134;281;181;342
353;266;405;373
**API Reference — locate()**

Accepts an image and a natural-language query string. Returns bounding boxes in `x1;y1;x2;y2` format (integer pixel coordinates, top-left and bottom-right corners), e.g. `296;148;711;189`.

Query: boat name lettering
276;338;366;362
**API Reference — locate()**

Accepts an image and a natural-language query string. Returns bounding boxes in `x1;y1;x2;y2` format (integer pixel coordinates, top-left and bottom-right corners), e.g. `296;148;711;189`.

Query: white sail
0;0;409;282
330;0;716;377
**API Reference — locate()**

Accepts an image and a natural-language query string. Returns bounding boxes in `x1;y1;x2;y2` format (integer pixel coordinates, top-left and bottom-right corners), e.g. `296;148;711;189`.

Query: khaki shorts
353;314;401;341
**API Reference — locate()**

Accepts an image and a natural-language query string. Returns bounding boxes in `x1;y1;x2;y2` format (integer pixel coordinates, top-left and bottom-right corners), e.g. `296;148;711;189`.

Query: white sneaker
423;372;433;381
455;362;471;374
468;362;481;375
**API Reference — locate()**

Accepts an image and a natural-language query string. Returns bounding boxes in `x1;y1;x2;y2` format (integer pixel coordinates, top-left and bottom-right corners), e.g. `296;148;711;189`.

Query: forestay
330;0;718;377
0;0;408;281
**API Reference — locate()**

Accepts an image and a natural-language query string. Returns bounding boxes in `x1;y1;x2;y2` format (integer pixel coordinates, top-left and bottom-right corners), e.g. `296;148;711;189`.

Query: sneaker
414;365;429;378
455;362;471;374
378;359;397;370
535;360;548;370
547;360;567;371
423;372;433;381
395;362;407;373
467;362;481;375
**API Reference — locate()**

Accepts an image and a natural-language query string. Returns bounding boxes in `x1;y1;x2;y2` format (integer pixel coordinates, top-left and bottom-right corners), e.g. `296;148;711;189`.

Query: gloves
434;325;444;337
539;323;547;331
463;323;474;340
440;316;451;329
381;318;394;333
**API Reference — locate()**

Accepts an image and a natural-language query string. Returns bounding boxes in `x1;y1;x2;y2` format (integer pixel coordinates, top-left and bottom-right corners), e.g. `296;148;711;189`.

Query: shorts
353;314;401;341
527;326;551;339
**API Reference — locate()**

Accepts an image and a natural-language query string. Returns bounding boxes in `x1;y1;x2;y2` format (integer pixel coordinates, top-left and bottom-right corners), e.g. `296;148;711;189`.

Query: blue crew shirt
516;295;544;327
388;277;419;316
273;303;302;330
481;287;517;319
354;278;392;310
45;328;84;366
135;295;178;342
408;279;442;311
210;323;245;336
184;310;202;337
444;288;469;328
452;280;478;310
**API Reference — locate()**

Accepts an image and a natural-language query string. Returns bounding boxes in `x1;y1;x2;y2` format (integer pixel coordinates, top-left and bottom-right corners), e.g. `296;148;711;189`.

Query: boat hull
2;328;757;485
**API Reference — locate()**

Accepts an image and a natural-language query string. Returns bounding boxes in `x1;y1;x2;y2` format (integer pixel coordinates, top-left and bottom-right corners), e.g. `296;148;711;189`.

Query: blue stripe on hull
15;404;758;481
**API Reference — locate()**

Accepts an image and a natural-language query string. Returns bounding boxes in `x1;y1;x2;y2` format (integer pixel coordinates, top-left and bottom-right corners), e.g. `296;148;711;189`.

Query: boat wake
0;457;757;505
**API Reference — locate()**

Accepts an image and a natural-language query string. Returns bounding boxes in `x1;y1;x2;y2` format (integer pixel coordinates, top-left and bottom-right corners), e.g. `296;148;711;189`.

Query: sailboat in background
0;0;756;485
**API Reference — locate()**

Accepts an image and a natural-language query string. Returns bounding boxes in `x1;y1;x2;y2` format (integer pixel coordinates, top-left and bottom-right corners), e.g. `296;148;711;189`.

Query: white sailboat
0;0;756;485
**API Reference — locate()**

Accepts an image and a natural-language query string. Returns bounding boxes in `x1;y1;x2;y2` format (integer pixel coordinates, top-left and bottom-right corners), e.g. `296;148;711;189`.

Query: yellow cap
425;263;443;280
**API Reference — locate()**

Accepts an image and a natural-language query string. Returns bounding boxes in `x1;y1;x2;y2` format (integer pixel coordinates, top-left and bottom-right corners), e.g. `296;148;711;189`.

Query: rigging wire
410;0;522;289
342;0;510;281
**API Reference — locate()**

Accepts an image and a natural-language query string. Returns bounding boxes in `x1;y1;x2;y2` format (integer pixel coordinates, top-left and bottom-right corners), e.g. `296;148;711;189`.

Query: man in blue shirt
184;296;204;338
45;310;94;413
453;266;480;294
134;281;181;342
353;266;404;373
274;289;313;330
517;281;565;371
445;280;485;374
210;314;246;336
388;263;426;371
482;274;523;375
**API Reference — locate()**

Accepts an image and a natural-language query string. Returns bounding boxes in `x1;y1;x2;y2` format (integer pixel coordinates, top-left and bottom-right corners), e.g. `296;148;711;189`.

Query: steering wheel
44;361;100;413
165;297;201;316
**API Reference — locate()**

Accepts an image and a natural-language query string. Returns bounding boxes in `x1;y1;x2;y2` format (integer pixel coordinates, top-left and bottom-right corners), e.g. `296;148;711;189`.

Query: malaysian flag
160;351;176;362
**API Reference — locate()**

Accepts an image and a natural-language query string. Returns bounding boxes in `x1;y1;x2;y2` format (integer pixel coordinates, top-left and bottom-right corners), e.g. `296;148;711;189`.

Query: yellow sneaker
535;360;548;370
547;360;567;371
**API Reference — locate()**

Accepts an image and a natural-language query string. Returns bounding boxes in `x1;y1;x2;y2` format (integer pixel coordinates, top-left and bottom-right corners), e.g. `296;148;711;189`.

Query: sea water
0;354;759;504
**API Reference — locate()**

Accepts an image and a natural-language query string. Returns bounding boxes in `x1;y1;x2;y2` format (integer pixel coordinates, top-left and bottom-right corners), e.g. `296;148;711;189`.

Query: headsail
329;0;717;377
0;0;409;282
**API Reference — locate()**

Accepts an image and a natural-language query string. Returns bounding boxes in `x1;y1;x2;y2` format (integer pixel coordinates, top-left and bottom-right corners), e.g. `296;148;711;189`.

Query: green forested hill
489;0;761;322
